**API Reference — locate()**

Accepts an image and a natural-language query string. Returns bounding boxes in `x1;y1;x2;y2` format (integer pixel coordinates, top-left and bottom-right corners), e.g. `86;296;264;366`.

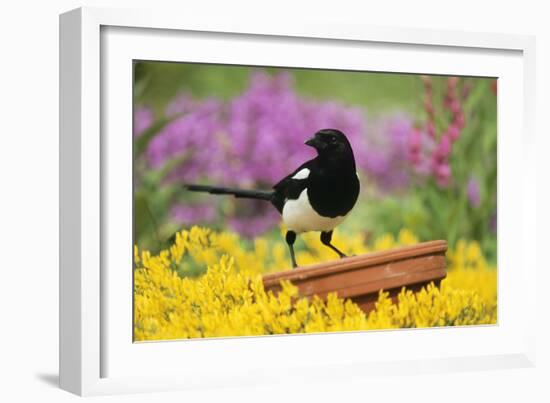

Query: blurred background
133;61;497;272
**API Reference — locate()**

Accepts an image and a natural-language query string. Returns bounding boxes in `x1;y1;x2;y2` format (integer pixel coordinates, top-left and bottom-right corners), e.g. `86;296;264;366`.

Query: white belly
282;189;347;233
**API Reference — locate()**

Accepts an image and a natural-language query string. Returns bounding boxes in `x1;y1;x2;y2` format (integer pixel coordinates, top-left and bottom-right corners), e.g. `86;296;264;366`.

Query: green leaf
134;191;163;250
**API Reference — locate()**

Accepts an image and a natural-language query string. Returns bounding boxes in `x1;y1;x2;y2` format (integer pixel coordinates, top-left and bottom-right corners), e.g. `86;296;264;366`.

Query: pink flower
450;99;461;114
409;129;422;152
435;163;451;187
448;124;461;141
435;135;452;159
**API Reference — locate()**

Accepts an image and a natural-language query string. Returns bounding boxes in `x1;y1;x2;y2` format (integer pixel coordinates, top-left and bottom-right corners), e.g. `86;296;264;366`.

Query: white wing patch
292;168;310;180
282;189;347;234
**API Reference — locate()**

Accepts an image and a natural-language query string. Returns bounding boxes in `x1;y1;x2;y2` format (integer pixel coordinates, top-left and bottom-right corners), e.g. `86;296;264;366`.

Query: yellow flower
398;228;419;246
374;233;395;251
134;226;497;340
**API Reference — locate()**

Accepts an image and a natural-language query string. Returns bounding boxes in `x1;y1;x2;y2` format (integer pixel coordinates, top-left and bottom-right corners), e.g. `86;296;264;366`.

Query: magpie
185;129;360;268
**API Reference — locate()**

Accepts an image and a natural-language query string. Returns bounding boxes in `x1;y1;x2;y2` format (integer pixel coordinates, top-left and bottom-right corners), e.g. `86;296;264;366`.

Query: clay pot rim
263;240;447;287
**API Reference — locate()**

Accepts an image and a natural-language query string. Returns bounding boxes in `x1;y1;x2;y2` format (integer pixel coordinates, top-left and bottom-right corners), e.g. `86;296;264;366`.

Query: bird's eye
330;136;337;143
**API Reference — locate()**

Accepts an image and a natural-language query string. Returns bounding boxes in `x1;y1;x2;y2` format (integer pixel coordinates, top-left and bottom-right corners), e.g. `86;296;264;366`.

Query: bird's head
304;129;354;160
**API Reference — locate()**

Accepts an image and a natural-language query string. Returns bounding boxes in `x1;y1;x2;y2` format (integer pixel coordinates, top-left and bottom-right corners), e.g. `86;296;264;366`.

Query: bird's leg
320;231;347;258
286;230;298;268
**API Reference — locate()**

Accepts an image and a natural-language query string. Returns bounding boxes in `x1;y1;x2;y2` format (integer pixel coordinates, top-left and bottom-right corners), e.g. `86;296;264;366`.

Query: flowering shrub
134;72;420;242
146;72;368;185
412;76;468;188
366;76;497;257
134;227;497;341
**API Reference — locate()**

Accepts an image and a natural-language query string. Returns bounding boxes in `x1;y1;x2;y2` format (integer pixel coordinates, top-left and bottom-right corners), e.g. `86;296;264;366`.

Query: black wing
271;160;315;213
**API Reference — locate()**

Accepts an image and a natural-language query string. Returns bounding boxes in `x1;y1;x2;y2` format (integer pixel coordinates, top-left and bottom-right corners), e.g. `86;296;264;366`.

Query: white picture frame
59;6;537;396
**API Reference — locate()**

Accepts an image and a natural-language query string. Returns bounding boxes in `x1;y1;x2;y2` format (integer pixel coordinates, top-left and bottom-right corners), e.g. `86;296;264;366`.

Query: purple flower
146;71;368;189
361;115;415;191
146;97;225;182
165;94;195;117
467;177;481;207
134;106;154;137
222;71;368;186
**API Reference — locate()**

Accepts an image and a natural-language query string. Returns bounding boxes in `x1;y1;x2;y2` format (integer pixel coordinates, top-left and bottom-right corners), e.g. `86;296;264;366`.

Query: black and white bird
185;129;360;268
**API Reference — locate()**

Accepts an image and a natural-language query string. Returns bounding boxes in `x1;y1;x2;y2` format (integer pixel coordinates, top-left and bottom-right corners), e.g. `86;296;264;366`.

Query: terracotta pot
262;240;447;314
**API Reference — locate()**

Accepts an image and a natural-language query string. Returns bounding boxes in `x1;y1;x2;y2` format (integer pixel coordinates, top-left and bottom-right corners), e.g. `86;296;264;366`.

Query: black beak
305;136;324;150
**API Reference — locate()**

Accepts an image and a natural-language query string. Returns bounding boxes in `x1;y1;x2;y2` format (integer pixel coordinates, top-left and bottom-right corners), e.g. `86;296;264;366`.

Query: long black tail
184;184;274;201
